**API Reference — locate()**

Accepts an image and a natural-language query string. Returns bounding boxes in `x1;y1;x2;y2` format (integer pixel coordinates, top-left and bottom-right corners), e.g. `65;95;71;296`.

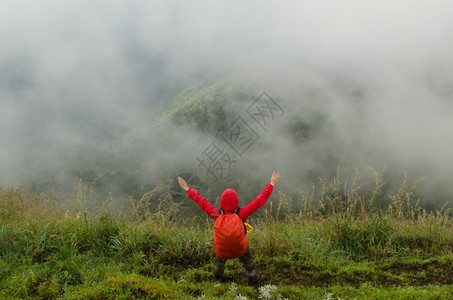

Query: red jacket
187;184;274;221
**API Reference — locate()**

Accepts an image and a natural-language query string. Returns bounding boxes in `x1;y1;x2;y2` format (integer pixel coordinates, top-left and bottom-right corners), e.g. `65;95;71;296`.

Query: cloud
1;1;453;205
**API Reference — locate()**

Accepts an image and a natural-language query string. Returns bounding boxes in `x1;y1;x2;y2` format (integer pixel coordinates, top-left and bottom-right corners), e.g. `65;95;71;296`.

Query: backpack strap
233;208;247;235
219;208;239;215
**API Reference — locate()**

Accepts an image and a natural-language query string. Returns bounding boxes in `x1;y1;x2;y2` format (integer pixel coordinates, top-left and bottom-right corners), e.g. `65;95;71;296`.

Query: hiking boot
213;256;226;280
248;273;260;285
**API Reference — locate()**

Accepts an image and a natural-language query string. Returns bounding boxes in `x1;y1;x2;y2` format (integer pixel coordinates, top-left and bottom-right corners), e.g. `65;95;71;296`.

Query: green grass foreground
1;172;453;299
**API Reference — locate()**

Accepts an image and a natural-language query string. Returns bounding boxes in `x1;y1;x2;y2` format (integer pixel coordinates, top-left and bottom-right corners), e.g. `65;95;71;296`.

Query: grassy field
1;171;453;299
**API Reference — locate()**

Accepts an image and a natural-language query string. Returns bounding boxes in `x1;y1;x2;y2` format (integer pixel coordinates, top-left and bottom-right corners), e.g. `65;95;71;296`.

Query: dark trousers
213;248;255;277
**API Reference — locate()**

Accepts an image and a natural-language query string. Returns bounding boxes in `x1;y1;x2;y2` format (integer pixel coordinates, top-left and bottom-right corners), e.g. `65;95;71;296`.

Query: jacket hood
220;189;239;212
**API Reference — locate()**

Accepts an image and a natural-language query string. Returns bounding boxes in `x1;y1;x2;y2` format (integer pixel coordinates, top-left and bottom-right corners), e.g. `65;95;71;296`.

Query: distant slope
155;73;257;135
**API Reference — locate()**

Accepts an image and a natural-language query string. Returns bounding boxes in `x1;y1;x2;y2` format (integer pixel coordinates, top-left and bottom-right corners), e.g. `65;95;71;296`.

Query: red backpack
213;208;249;260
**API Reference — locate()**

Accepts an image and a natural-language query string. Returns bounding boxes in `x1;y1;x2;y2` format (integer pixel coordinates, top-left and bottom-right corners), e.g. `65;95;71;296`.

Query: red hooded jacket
187;184;274;221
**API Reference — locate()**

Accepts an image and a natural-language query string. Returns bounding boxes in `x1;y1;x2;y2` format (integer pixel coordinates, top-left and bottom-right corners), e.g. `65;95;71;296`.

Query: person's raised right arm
239;171;280;221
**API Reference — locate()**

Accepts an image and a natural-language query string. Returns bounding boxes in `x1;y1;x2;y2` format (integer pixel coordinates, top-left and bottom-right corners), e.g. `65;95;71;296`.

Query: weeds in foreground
1;169;453;298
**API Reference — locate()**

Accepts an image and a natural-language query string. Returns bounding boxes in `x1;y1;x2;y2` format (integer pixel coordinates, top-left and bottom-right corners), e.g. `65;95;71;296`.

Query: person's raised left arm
178;177;219;220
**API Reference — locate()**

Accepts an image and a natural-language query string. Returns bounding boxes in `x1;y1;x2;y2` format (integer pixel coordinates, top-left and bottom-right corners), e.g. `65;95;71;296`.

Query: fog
1;1;453;206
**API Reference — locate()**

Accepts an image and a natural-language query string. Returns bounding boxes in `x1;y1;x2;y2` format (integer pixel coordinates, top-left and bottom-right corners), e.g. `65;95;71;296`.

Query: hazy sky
1;1;453;203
